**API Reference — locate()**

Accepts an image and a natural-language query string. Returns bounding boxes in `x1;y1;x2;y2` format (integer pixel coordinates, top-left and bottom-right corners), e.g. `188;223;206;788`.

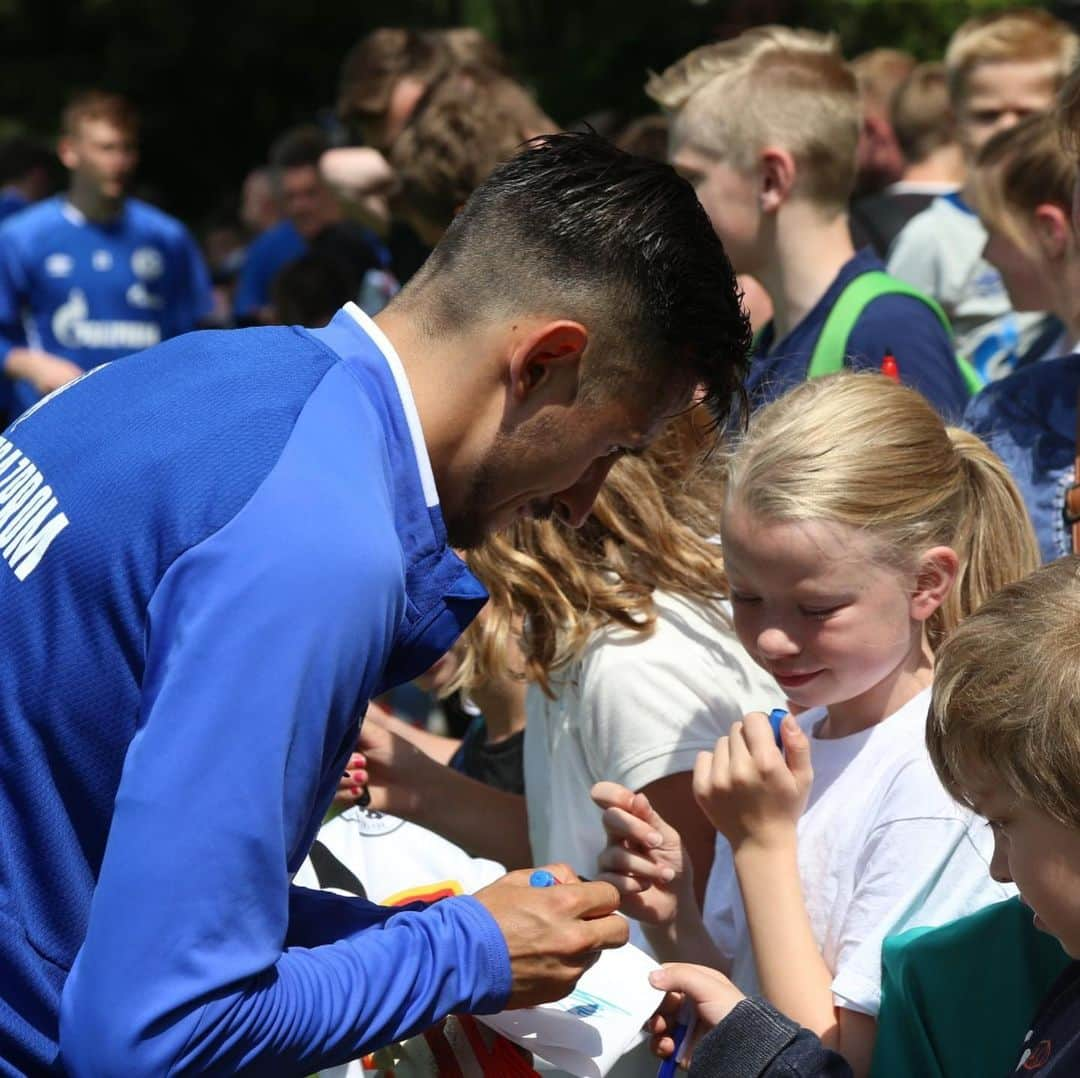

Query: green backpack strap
807;270;983;395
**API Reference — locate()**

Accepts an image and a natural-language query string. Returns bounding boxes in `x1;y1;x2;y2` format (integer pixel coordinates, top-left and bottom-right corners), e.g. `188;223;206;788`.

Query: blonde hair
970;111;1077;250
725;374;1040;652
660;27;859;210
928;556;1080;829
465;412;729;696
946;9;1078;107
891;62;954;164
850;48;916;115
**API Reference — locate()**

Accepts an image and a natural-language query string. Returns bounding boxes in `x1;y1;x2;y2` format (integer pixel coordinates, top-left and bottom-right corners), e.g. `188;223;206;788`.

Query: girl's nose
757;626;800;660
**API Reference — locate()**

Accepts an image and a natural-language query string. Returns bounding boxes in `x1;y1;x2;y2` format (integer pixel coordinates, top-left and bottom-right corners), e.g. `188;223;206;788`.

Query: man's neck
373;304;503;518
759;206;855;343
67;184;123;224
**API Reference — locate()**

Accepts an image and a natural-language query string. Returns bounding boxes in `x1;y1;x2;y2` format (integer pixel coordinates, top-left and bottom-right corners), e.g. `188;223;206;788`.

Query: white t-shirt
702;687;1012;1017
295;809;505;1078
525;591;782;879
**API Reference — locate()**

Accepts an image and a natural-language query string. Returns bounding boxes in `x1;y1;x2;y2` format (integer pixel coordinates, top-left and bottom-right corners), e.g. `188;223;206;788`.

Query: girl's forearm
733;840;836;1036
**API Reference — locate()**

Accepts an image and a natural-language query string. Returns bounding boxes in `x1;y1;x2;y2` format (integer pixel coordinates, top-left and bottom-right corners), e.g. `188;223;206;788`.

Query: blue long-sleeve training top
0;303;507;1076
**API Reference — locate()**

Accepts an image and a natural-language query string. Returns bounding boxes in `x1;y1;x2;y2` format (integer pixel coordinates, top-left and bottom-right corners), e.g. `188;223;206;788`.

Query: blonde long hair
725;374;1040;650
466;412;729;696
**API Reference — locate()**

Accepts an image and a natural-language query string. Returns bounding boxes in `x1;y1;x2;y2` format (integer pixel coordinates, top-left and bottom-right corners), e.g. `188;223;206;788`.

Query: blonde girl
594;373;1040;1077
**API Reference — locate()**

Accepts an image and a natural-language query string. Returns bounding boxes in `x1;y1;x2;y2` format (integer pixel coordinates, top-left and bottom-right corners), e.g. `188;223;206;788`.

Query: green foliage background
0;0;1062;225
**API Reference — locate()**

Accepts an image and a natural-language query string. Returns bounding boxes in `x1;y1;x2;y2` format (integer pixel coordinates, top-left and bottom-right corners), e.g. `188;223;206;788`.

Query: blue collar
309;308;488;690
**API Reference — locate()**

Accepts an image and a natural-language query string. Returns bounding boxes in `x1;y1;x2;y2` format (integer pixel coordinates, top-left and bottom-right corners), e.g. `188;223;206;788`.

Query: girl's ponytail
934;428;1041;650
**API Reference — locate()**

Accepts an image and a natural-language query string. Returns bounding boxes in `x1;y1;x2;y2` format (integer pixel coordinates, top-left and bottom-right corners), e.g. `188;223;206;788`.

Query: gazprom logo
51;289;160;351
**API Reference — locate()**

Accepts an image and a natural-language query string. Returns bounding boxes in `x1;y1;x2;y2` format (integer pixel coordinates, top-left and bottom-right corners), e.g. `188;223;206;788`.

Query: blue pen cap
768;708;788;748
529;869;558;888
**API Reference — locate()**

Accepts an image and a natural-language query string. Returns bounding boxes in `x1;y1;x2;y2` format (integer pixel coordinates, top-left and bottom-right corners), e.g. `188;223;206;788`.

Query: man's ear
507;320;589;410
910;546;960;623
1033;203;1071;261
56;136;78;173
759;147;796;213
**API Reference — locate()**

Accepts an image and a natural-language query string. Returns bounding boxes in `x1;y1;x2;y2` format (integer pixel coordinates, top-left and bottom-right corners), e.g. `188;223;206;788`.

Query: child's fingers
741;711;784;768
726;720;757;783
599;804;665;850
591;780;637;813
595;869;649;895
597;843;674;883
781;716;813;789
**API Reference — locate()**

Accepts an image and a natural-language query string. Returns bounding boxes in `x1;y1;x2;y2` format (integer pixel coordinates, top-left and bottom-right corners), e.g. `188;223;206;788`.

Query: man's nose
553;457;617;529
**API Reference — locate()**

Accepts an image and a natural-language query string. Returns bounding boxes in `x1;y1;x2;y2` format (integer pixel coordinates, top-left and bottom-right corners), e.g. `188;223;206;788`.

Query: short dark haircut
394;131;750;426
269;125;330;172
272;252;359;328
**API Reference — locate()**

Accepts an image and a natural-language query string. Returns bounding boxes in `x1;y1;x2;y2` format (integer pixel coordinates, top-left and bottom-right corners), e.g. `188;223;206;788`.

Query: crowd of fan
7;9;1080;1077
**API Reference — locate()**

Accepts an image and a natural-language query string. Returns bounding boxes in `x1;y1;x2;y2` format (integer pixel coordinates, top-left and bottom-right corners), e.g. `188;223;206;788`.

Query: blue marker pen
768;708;788;749
657;999;695;1078
530;869;559;888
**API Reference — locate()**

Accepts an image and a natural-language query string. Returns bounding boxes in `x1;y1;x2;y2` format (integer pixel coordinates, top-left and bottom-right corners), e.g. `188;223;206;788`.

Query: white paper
477;942;665;1078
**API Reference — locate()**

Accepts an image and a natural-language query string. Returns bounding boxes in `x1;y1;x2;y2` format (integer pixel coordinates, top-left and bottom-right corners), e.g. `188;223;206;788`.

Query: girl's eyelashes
729;591;760;604
800;603;845;619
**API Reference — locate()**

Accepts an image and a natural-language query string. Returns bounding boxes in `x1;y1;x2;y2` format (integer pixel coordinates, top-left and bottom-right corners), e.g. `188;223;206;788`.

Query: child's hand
351;707;432;819
647;963;746;1063
591;781;693;926
692;712;813;852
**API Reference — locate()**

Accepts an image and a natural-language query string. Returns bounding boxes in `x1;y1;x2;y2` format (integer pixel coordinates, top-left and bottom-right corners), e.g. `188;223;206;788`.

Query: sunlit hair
464;412;729;696
1056;58;1080;159
724;373;1040;652
61;90;139;138
928;556;1080;829
850;48;916;115
391;66;556;234
945;9;1078;107
970;112;1077;251
891;62;954;164
337;27;509;136
658;26;859;211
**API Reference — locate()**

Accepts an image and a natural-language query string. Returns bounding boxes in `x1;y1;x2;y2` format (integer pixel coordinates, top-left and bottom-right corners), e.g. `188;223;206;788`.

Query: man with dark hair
0;90;212;412
234;125;392;325
0;132;749;1075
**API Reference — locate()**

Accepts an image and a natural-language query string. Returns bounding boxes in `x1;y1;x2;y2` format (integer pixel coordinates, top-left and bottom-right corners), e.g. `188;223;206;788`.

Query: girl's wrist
730;829;799;865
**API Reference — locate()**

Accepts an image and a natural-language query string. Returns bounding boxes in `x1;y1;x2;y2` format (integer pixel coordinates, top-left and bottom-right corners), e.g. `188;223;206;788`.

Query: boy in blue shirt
0;91;212;413
0;132;751;1076
650;27;970;419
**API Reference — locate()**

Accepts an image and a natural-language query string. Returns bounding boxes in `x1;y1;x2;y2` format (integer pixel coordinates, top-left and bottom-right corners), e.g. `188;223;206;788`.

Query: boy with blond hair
888;9;1077;381
849;62;966;257
651;26;969;418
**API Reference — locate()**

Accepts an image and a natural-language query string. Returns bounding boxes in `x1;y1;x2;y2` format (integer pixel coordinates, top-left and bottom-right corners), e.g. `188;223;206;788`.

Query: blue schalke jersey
0;304;501;1075
0;195;213;410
